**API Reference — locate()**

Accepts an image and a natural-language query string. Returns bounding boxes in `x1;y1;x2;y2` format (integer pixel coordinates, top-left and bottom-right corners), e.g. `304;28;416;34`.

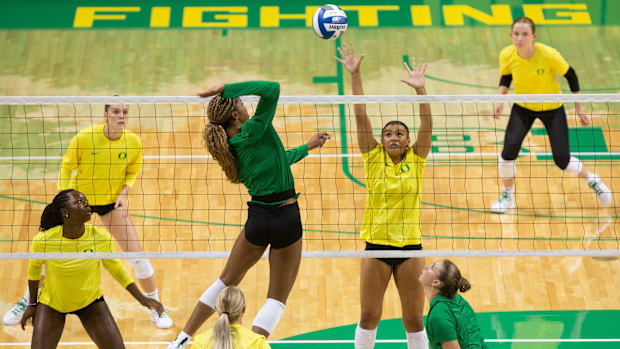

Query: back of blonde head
203;95;240;183
211;286;245;349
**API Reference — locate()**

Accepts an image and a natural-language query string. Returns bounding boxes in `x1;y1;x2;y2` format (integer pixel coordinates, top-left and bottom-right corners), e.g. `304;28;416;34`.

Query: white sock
145;289;159;302
354;323;377;349
406;329;429;349
503;185;515;196
586;172;597;184
23;286;30;301
176;331;191;344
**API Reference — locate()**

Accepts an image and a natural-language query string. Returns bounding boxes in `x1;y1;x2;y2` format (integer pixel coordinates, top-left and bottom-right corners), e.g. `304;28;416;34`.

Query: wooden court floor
0;103;618;347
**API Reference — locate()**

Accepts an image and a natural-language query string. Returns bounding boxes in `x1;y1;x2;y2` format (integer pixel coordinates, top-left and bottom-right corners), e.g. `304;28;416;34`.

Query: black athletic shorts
90;203;116;216
365;242;423;268
68;296;105;315
244;196;303;249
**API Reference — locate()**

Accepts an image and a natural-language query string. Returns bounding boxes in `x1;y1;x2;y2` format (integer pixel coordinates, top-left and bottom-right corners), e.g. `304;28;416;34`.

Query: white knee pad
498;157;516;179
198;278;226;309
252;298;285;335
129;258;154;279
563;156;583;176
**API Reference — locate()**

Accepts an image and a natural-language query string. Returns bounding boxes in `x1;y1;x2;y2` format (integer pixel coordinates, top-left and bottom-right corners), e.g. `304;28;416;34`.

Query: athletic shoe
166;336;189;349
490;192;515;214
151;309;173;329
2;297;28;326
588;174;612;205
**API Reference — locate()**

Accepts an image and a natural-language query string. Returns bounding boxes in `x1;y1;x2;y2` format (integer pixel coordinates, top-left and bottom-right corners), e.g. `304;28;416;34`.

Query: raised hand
306;132;331;151
335;42;366;74
400;57;428;90
198;83;225;98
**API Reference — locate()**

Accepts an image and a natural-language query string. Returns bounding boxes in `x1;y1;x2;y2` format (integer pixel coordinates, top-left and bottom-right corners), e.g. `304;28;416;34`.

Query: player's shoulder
535;42;561;56
88;224;112;238
76;124;103;138
123;129;142;142
499;45;516;58
33;225;61;242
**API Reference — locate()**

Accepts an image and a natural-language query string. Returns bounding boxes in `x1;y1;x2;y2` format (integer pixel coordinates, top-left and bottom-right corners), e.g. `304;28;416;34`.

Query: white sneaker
3;297;28;326
167;336;190;349
588;175;612;205
491;192;515;214
151;309;173;329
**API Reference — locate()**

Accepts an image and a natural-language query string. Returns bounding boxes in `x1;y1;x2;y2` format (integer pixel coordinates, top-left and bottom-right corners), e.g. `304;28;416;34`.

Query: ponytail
437;259;471;298
211;286;245;349
203;95;240;183
40;189;76;231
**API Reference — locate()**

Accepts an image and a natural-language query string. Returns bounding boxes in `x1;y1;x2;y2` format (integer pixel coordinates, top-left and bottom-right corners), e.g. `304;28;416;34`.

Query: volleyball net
0;94;618;259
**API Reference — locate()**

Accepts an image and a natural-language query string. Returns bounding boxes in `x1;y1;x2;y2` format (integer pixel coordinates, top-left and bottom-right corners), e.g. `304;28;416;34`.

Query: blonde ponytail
211;286;245;349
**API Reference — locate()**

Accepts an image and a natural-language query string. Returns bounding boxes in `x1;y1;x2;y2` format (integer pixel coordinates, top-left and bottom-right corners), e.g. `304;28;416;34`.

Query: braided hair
40;189;77;231
437;259;471;298
203;95;240;183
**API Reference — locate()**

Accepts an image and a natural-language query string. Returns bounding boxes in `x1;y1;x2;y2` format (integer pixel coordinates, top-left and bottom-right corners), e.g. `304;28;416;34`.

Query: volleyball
312;4;348;40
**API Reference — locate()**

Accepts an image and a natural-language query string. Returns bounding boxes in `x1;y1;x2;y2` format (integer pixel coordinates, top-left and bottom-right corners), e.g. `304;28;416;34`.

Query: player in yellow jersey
192;286;270;349
20;189;163;348
336;42;432;349
3;104;173;328
491;17;612;213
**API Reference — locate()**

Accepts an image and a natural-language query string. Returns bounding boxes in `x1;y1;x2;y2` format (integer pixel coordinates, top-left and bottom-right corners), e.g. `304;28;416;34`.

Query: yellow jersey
58;124;143;205
28;224;134;313
499;42;570;111
192;324;271;349
361;144;426;247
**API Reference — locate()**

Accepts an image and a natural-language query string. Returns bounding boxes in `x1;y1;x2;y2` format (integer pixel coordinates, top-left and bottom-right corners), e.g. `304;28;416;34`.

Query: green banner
1;0;618;29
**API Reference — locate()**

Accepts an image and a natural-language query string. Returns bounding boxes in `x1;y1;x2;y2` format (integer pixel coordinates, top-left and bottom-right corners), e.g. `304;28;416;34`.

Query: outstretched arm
401;57;432;159
335;42;378;153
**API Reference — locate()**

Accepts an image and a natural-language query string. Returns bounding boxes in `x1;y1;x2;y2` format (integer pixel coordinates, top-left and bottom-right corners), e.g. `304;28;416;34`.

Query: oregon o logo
536;68;544;75
401;164;411;173
118;152;127;159
83;248;94;253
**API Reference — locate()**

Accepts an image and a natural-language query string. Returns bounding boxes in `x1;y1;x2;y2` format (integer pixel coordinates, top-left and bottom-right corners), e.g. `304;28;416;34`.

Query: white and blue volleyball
312;5;348;40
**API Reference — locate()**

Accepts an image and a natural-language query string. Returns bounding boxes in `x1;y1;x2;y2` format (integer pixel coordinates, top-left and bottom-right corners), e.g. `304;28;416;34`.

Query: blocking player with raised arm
336;42;432;349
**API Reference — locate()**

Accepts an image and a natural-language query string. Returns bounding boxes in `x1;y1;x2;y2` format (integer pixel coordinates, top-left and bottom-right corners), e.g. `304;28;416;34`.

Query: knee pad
198;278;226;309
252;298;285;335
498;157;516;179
129;258;154;279
563;156;583;176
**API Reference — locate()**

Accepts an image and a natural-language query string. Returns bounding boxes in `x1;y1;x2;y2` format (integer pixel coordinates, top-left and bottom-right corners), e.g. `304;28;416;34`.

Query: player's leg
99;207;172;328
76;298;126;349
356;257;392;349
168;229;266;348
542;107;612;205
251;201;303;337
252;238;302;337
492;104;536;213
30;303;66;349
394;257;427;349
